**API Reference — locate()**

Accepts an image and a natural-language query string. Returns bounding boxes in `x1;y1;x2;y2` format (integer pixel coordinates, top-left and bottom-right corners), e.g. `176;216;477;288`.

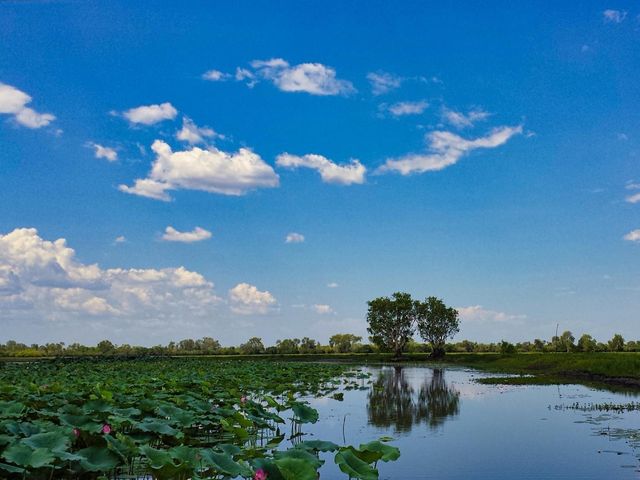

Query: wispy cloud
441;107;490;128
176;117;221;145
367;71;403;95
276;153;366;185
458;305;526;324
384;100;429;117
285;232;305;244
603;9;627;23
379;125;522;175
202;69;231;81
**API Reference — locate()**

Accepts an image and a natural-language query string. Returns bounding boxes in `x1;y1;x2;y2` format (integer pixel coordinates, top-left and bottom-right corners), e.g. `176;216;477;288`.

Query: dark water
300;365;640;479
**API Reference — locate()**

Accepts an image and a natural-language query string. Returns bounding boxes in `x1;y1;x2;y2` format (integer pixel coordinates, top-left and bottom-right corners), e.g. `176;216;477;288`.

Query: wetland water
302;365;640;479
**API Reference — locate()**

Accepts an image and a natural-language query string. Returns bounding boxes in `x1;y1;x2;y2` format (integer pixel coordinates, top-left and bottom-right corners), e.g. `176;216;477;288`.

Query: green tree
608;333;625;352
96;339;115;355
559;331;575;352
275;338;300;354
239;337;265;354
366;292;416;359
416;297;459;358
329;333;362;353
196;337;221;354
577;334;597;352
299;337;319;354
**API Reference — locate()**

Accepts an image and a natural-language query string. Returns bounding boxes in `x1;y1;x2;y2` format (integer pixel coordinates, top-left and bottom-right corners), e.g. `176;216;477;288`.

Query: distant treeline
0;331;636;357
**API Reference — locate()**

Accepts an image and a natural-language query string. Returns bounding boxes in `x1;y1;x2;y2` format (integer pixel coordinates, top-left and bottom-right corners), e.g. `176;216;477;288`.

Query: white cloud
229;282;276;315
176;117;220;145
285;232;305;244
162;226;212;243
386;100;429;117
379;125;522;175
327;282;339;288
202;69;230;81
0;228;221;320
89;143;118;162
313;304;334;315
247;58;355;95
441;107;490;128
457;305;526;324
119;140;279;201
626;193;640;204
366;71;402;95
114;236;127;244
0;83;55;129
123;102;177;125
623;229;640;242
276;153;366;185
603;9;626;23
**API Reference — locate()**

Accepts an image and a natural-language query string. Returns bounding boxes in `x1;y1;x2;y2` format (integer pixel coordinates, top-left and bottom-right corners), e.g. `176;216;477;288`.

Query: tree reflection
367;366;459;432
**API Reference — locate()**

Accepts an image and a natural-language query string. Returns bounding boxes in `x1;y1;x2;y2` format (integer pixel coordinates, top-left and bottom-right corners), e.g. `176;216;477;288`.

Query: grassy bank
193;352;640;388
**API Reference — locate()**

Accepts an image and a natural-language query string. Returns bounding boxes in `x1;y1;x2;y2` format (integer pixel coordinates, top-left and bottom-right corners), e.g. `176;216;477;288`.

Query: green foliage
499;341;517;355
0;358;397;478
329;334;363;353
415;296;459;358
366;292;416;358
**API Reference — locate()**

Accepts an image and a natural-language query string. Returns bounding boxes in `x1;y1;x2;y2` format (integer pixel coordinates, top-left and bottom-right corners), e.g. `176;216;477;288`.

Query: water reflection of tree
367;367;459;432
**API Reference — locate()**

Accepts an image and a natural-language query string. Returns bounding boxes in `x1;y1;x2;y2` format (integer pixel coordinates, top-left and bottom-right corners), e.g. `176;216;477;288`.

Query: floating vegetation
552;402;640;413
0;358;398;479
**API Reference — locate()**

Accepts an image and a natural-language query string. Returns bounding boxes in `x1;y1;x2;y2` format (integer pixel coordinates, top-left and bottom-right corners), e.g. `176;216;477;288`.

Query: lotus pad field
0;358;399;479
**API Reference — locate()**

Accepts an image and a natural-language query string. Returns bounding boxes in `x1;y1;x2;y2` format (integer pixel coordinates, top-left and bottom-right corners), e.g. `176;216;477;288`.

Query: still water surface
299;365;640;479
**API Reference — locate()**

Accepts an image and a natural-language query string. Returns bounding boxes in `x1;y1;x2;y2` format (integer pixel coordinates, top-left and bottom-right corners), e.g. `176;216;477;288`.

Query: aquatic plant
0;358;397;479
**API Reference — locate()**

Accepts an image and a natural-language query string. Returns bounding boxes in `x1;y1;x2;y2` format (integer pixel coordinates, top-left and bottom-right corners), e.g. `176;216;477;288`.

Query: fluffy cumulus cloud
276;153;366;185
0;83;55;129
229;283;277;315
123;102;177;125
603;9;626;23
386;100;429;117
162;226;212;243
285;232;305;244
457;305;526;324
119;140;279;201
0;228;221;323
441;107;490;128
88;142;118;162
246;58;355;95
379;125;522;175
623;229;640;242
176;117;220;145
366;71;402;95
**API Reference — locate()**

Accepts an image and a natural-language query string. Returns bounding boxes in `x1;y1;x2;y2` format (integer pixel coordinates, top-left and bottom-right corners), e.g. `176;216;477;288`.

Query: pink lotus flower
102;424;111;435
72;428;80;438
253;468;267;480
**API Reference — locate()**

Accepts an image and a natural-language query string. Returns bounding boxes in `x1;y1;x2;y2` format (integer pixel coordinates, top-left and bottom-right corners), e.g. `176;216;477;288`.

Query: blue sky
0;1;639;346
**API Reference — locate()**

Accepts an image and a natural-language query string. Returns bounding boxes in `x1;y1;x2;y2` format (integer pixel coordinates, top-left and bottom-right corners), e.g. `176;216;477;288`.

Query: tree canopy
366;292;416;358
415;296;460;358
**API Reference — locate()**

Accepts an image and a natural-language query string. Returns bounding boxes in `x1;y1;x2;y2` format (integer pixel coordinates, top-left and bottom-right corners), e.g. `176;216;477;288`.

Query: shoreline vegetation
2;350;640;391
